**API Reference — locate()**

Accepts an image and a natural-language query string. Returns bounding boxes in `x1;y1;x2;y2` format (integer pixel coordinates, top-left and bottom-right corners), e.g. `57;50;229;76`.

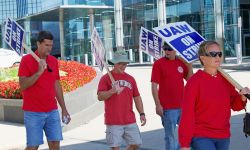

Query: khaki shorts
105;123;142;147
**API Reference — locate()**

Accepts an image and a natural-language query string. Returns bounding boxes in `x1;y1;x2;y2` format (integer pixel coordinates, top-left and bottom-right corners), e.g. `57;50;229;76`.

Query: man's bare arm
134;96;146;126
55;80;71;123
19;59;46;90
97;89;117;101
151;82;163;117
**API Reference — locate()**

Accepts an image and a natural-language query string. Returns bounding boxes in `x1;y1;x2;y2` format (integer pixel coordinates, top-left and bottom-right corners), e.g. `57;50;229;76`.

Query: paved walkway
1;65;250;150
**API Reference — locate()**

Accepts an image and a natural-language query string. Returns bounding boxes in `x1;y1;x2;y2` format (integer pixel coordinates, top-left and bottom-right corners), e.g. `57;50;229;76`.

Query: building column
59;8;65;60
24;19;31;47
1;23;7;48
89;9;95;64
157;0;166;26
214;0;224;59
102;12;113;61
89;9;94;35
114;0;124;51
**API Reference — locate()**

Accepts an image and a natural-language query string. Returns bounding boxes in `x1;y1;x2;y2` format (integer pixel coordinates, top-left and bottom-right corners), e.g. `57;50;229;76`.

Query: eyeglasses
163;47;174;51
205;51;222;58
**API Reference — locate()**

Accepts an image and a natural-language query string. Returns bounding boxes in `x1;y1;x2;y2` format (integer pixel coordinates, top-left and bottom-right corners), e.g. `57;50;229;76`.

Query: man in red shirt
151;43;193;150
97;50;146;150
18;31;70;150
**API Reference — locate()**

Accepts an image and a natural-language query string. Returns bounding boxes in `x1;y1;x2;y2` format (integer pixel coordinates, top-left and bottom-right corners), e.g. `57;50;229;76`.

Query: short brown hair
198;41;220;65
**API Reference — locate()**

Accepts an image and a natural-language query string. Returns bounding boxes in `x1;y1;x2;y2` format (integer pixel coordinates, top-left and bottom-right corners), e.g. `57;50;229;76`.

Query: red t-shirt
98;71;140;125
179;70;246;147
18;51;60;112
151;57;188;109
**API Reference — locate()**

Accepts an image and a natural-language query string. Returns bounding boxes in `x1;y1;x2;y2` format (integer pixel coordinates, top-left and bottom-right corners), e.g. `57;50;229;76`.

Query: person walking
179;40;250;150
18;31;71;150
97;50;146;150
151;42;193;150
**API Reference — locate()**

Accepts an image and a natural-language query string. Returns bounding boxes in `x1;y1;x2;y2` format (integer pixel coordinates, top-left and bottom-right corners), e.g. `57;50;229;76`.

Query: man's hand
62;110;71;124
112;81;124;94
140;115;146;126
37;59;47;75
181;147;190;150
240;87;250;101
156;104;163;117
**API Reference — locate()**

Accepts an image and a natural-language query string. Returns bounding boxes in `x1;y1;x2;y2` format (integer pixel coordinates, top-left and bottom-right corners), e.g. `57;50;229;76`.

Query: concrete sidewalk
1;66;250;150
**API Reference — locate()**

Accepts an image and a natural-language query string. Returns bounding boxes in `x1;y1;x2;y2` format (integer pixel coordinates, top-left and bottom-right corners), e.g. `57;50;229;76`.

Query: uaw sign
139;27;162;60
4;18;25;56
153;21;205;62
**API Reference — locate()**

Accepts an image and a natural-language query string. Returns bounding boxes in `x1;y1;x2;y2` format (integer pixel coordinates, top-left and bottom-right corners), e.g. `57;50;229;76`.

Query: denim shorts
24;109;63;147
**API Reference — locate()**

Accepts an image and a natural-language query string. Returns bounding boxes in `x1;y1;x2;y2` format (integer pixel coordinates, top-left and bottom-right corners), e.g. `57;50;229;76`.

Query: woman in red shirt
179;41;250;150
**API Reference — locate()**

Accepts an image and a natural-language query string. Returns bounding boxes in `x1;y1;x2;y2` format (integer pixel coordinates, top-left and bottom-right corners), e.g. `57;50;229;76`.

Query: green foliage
0;67;18;82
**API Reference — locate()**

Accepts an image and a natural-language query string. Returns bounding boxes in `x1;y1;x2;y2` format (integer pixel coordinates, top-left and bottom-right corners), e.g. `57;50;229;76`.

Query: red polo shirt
18;51;60;112
151;57;188;109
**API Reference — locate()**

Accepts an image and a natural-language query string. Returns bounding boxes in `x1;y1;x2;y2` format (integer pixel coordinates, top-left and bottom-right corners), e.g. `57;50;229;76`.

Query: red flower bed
0;81;22;99
0;60;96;99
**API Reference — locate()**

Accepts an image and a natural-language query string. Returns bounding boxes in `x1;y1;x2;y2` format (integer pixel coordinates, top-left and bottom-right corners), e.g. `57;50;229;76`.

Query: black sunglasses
163;47;174;51
205;51;222;58
47;65;53;72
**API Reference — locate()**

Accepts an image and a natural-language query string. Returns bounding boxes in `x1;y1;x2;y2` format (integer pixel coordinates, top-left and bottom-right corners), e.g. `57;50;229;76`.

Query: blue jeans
191;137;230;150
161;109;181;150
24;109;63;146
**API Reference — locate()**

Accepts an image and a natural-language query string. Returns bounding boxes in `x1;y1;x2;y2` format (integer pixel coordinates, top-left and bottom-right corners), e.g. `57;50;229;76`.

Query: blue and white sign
153;21;205;62
139;27;163;60
4;18;25;56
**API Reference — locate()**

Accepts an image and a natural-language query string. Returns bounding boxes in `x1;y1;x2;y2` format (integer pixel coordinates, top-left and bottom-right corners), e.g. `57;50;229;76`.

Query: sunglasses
205;51;222;58
163;47;174;51
47;65;53;72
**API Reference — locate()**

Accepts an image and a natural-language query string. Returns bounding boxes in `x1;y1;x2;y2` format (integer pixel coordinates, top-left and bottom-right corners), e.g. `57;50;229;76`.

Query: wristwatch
140;113;145;116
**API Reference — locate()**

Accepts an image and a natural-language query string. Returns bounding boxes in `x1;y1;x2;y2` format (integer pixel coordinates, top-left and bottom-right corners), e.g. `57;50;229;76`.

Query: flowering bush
0;60;96;99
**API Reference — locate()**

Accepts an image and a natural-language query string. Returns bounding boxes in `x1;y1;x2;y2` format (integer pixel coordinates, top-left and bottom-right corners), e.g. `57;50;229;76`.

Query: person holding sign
18;31;71;150
151;42;193;150
97;50;146;150
179;41;250;150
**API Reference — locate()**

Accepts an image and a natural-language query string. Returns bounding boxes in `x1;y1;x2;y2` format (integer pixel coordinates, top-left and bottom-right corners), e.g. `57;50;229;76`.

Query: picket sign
91;27;115;84
103;62;115;83
151;22;249;96
139;27;163;60
218;68;250;99
4;18;40;63
153;21;205;63
22;43;40;62
4;18;24;56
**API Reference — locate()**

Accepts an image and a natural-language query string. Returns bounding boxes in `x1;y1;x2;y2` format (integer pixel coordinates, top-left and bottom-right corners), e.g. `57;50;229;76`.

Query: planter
0;69;104;131
0;98;23;123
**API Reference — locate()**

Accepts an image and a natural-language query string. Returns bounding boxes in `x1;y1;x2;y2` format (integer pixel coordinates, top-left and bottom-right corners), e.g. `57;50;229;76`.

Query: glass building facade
121;0;249;58
0;0;250;64
0;0;17;47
